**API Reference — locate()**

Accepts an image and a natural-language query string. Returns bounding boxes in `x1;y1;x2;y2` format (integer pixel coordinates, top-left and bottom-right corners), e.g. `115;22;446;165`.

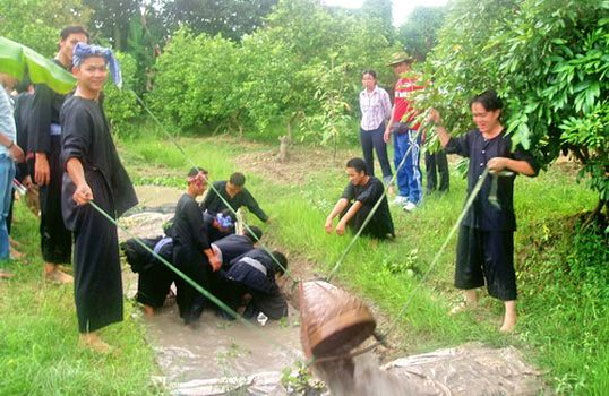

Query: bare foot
9;238;21;248
0;268;15;279
143;304;155;318
449;301;477;316
10;247;25;260
500;300;517;333
44;269;74;284
79;333;113;354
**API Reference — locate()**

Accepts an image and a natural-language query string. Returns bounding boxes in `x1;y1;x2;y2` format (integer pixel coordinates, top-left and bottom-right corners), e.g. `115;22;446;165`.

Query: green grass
0;203;163;396
118;133;607;394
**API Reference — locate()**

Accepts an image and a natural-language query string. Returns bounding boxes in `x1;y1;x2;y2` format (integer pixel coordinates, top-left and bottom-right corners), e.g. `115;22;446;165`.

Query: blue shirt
0;85;16;157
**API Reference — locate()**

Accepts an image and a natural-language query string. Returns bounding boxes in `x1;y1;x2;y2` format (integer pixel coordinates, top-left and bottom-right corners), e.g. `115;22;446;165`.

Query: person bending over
201;172;268;223
211;225;263;269
171;167;221;326
222;248;289;320
429;90;538;333
325;157;394;240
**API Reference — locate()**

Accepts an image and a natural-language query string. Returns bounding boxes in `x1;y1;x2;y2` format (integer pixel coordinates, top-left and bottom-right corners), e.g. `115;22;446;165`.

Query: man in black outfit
201;172;268;223
325;157;394;240
61;43;138;352
31;26;88;283
171;167;222;325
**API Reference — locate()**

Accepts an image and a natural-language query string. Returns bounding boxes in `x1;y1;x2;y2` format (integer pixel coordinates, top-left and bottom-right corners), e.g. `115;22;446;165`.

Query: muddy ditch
118;184;547;395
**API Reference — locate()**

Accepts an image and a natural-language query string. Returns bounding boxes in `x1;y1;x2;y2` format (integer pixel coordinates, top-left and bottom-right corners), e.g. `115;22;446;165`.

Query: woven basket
299;281;376;359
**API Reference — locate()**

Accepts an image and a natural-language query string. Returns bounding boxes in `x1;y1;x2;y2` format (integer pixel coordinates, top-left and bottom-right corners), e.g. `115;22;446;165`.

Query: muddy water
120;189;303;393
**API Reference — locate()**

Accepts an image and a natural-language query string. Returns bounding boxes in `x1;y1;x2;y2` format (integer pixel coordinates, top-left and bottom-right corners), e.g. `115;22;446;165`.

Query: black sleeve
185;199;210;251
201;182;219;211
512;145;539;178
29;85;53;153
444;132;471;157
243;189;268;222
355;180;382;206
60;104;92;169
341;183;355;200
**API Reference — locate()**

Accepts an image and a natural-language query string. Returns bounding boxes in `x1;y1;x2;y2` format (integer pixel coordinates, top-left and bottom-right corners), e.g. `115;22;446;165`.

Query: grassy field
1;131;606;394
0;203;163;395
121;133;607;395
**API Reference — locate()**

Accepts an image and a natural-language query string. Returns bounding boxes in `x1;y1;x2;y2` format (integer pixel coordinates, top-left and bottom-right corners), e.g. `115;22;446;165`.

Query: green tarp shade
0;36;76;94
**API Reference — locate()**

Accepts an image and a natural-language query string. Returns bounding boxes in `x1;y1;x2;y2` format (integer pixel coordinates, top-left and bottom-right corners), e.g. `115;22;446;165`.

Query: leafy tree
83;0;140;51
424;0;609;214
148;28;241;131
399;6;446;61
161;0;278;41
0;0;92;56
361;0;394;41
104;51;140;136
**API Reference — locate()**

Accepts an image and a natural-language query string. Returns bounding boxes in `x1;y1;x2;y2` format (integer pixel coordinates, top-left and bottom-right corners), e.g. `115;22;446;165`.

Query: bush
104;52;140;137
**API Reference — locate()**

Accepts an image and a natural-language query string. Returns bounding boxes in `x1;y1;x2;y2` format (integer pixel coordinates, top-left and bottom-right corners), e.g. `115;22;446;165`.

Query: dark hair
469;90;503;112
270;250;288;275
188;166;208;178
229;172;246;187
361;69;377;79
245;225;263;243
15;77;32;94
60;26;89;41
346;157;369;175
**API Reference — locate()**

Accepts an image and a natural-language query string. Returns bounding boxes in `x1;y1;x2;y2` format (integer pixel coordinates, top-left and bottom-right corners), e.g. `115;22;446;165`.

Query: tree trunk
113;23;122;51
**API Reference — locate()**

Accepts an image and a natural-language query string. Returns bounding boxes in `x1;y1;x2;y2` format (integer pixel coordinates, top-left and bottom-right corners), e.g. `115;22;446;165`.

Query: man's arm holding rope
66;157;93;205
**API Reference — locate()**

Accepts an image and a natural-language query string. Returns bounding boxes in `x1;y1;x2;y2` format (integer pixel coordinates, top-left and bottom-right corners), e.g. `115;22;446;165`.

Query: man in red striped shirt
384;52;423;212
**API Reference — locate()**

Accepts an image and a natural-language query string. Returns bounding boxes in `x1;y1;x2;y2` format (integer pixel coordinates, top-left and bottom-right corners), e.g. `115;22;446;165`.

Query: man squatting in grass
430;90;538;332
30;26;89;284
61;43;138;352
325;157;395;240
0;73;26;278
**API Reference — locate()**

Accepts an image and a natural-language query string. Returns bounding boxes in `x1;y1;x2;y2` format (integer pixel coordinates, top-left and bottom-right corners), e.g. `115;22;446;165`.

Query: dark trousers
173;245;215;319
425;150;449;193
40;137;71;264
73;173;123;333
360;122;392;183
455;225;516;301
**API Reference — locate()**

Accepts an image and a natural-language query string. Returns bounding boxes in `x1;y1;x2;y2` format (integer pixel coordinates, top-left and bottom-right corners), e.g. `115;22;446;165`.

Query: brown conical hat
299;281;376;359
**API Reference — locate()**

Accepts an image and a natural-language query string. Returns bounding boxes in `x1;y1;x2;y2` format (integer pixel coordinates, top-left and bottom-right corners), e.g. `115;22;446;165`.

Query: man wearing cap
61;42;137;352
30;26;89;283
384;51;423;212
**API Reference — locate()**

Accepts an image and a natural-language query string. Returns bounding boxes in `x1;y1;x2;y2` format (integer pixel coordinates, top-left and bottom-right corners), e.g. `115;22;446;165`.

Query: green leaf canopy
0;36;76;94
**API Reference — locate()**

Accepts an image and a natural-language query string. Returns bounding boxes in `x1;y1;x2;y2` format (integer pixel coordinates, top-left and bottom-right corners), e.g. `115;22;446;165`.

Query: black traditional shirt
30;59;68;154
445;129;538;231
201;180;268;222
60;95;138;218
13;92;33;179
172;193;210;252
341;176;395;237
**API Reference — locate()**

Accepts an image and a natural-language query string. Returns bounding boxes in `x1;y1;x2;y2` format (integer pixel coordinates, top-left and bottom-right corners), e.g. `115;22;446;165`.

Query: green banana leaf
0;36;76;94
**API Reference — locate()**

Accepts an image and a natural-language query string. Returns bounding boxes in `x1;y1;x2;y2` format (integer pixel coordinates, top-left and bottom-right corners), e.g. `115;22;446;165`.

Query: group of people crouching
124;170;289;327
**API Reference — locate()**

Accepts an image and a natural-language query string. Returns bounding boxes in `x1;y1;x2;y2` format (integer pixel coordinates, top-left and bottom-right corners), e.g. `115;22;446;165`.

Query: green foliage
149;0;398;144
423;0;609;200
399;6;446;61
161;0;278;42
0;0;92;57
104;52;140;137
148;29;241;131
84;0;140;51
